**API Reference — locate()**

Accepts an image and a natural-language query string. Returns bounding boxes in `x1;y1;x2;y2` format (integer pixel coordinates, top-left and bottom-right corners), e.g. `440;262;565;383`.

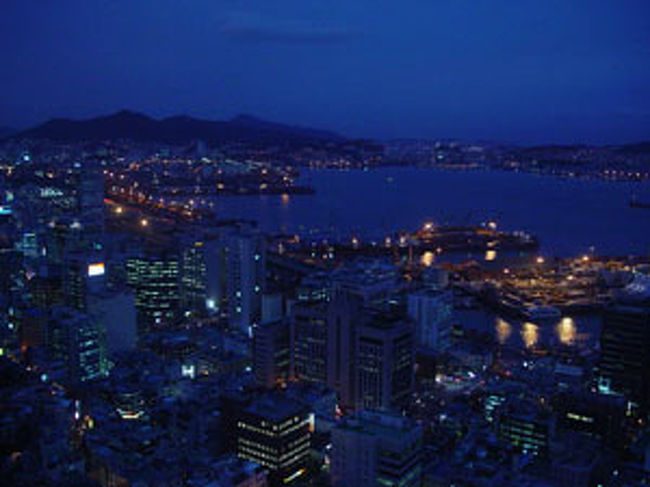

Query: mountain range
9;110;343;144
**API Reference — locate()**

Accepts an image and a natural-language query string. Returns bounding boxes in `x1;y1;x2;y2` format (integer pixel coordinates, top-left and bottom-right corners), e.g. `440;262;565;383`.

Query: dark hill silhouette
12;110;343;144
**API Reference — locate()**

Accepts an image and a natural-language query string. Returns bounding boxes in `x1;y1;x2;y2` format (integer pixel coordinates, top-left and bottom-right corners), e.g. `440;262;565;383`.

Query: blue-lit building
225;228;266;336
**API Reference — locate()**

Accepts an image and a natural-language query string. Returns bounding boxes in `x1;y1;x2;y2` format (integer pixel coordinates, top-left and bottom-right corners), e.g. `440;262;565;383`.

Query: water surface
212;168;650;257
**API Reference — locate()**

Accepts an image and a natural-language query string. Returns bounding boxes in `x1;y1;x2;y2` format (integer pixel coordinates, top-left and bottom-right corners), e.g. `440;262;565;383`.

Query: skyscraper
291;300;328;384
407;289;453;352
126;254;180;338
355;310;415;411
76;163;105;250
252;319;291;388
597;305;650;414
180;239;208;313
48;306;108;383
63;249;106;311
225;228;266;336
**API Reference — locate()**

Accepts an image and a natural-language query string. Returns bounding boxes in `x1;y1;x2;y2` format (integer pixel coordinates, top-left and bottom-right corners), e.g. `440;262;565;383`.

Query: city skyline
2;2;650;487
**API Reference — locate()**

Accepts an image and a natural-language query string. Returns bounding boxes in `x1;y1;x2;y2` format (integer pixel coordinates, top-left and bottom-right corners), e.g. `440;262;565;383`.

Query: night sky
2;0;650;143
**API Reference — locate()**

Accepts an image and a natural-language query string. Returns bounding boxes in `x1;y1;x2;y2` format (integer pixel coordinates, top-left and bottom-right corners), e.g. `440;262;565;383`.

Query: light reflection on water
556;316;577;345
496;318;512;345
420;251;435;267
456;309;601;350
521;322;539;349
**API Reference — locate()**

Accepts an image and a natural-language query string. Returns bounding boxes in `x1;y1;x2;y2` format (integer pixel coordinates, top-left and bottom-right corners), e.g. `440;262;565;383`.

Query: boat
630;195;650;209
523;305;561;322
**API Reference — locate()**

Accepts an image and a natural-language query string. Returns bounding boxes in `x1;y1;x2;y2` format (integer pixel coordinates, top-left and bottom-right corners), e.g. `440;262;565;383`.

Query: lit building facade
237;394;312;486
126;254;180;337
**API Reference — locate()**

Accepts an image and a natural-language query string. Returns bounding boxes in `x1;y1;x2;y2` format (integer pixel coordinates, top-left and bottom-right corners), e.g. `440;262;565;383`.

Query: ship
630;195;650;209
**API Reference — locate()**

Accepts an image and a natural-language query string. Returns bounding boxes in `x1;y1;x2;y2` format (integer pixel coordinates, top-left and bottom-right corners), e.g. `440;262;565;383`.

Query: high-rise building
291;300;328;384
87;289;137;354
225;229;266;336
48;306;108;383
326;289;362;410
63;249;106;311
179;236;224;314
330;261;399;307
126;254;180;337
252;319;291;388
355;311;415;411
597;305;650;414
331;410;423;487
237;394;312;486
407;289;453;352
43;218;85;273
497;399;555;457
76;163;105;250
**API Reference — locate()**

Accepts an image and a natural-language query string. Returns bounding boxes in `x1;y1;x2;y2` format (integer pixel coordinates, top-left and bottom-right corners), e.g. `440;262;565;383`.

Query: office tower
252;319;291;388
291;300;328;384
44;218;85;272
225;229;266;335
19;308;49;351
407;289;453;352
355;311;415;411
29;275;64;309
331;410;423;487
261;292;283;324
497;399;555;456
326;289;362;410
553;392;626;448
48;306;108;383
204;238;227;315
237;394;312;486
76;163;105;249
63;249;106;311
597;305;650;414
87;289;137;354
0;247;23;296
180;237;217;314
330;261;399;307
126;254;180;337
295;271;331;303
421;265;449;290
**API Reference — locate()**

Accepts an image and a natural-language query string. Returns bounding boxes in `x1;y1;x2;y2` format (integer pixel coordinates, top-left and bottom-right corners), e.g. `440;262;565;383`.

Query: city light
87;263;105;277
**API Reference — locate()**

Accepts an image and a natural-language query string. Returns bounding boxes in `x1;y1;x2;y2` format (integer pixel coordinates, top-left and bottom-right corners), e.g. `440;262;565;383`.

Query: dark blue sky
2;0;650;143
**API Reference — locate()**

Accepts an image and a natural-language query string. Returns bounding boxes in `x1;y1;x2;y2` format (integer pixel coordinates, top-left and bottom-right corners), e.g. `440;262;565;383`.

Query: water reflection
556;316;577;345
496;318;512;345
281;193;290;206
521;322;539;349
420;251;435;267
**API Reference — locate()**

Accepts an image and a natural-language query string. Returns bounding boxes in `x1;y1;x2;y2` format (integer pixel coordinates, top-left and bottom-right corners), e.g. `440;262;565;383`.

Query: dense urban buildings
1;133;650;487
2;3;650;482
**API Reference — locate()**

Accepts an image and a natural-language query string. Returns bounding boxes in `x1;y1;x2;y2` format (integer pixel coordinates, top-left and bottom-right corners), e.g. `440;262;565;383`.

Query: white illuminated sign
87;263;105;277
